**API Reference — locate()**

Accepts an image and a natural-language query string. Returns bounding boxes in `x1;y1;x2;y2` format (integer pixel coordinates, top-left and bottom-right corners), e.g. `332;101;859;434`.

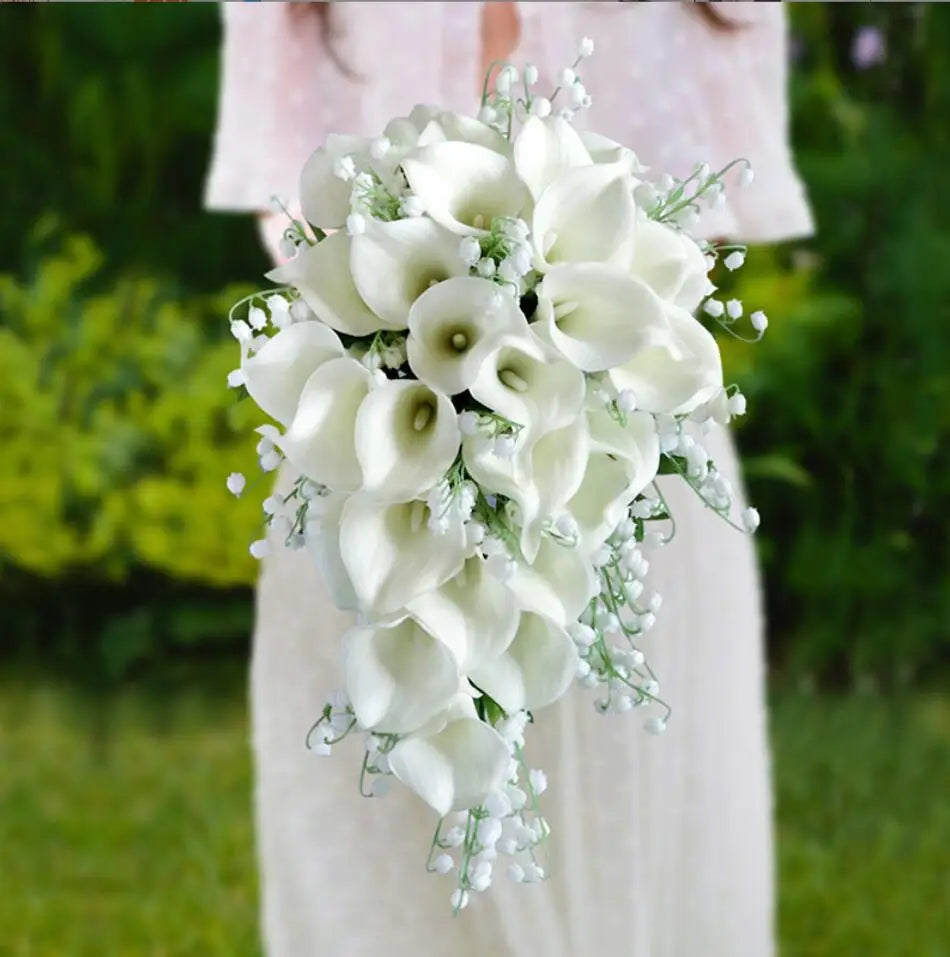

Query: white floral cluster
226;39;765;911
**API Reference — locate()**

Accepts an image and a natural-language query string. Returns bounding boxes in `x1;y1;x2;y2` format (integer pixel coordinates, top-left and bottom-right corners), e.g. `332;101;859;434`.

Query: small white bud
559;67;576;86
530;96;552;118
248;307;267;332
332;154;356;182
569;82;587;107
508;863;525;883
229;319;252;342
369;136;391;160
617;389;637;413
278;236;297;260
724;250;746;271
495;65;518;96
259;449;282;472
459;235;482;266
554;513;578;539
476;257;496;278
578;37;595;58
450;889;470;911
289;299;313;322
742;506;761;533
399;195;425;218
528;768;548;795
477;818;503;848
524;63;539;85
727;392;747;416
739;166;755;187
226;368;245;389
644;716;667;736
249;539;270;560
750;310;769;333
433;853;454;875
478;105;498;124
703;298;725;318
726;298;743;320
226;472;245;496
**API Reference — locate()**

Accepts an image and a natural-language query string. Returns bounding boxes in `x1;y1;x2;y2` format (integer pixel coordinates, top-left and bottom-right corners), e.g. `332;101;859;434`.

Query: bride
206;4;813;955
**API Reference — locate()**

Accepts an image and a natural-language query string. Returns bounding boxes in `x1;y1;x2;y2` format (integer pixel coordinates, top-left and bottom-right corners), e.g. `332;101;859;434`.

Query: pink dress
206;5;813;956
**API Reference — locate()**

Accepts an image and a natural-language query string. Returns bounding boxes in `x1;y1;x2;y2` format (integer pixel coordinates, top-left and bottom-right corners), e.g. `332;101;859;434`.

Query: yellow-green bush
0;227;263;588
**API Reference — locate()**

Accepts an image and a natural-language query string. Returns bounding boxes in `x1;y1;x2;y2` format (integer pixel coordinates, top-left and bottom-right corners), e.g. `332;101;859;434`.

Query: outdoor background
1;4;948;955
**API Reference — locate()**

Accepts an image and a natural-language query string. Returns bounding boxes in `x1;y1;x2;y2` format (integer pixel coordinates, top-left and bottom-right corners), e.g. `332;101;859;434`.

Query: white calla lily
535;263;670;372
578;130;644;173
532;163;637;271
354;379;460;503
470;332;586;437
406;276;529;395
569;408;660;553
389;706;510;816
406;557;519;671
340;495;468;617
240;321;343;426
267;232;387;336
350;219;468;329
506;535;598;627
631;217;710;313
424;111;511;155
304;493;359;612
277;357;372;491
513;115;591;199
469;612;578;714
519;418;589;561
609;303;723;414
342;617;460;734
402;141;529;235
299;134;369;229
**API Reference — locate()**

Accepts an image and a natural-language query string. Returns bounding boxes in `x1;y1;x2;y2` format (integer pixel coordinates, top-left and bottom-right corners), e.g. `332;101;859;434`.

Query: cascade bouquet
227;42;766;910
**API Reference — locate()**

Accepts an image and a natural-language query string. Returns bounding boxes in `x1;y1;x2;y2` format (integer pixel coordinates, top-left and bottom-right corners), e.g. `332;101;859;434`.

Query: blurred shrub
0;224;264;676
728;5;950;686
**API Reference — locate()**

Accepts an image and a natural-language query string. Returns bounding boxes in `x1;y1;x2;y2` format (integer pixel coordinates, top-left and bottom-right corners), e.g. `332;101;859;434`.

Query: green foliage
725;6;950;685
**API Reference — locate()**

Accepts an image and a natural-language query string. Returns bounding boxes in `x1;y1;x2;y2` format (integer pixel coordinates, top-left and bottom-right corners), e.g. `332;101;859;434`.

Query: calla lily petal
406;557;520;672
340;495;468;617
389;715;510;816
433;110;512;155
343;617;460;734
536;263;670;372
406;276;529;395
506;535;598;627
267;232;387;336
569;453;640;556
402;141;529;236
470;332;586;437
241;321;344;426
354;379;460;503
513;115;592;199
299;134;369;229
631;217;710;314
304;493;359;612
532;163;637;271
579;130;644;173
350;219;468;329
609;303;723;414
469;612;578;714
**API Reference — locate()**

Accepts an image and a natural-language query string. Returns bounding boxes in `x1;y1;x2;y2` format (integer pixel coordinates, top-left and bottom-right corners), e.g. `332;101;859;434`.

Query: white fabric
209;3;812;954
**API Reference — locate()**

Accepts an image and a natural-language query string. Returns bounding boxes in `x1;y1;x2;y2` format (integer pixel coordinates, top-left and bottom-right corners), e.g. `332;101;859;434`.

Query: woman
206;4;813;955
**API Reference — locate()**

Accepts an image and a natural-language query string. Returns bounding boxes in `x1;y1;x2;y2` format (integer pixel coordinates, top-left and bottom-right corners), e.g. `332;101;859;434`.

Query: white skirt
250;424;773;956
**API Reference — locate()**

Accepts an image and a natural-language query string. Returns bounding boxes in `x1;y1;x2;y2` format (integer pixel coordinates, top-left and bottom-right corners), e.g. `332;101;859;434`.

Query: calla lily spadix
406;276;529;395
402;141;529;236
342;617;461;735
631;216;710;314
469;611;578;715
277;356;372;491
470;331;586;438
531;162;638;272
267;232;388;336
350;218;468;329
535;262;671;372
513;115;591;200
340;495;468;618
388;695;510;816
609;303;723;415
299;133;369;229
240;320;344;426
304;493;359;612
354;379;460;503
406;557;520;672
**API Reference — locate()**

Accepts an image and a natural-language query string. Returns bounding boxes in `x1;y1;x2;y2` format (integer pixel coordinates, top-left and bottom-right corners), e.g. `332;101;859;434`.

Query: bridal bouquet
227;41;765;910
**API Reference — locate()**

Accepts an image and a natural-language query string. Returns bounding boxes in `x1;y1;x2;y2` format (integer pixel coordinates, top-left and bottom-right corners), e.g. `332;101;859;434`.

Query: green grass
1;675;947;956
